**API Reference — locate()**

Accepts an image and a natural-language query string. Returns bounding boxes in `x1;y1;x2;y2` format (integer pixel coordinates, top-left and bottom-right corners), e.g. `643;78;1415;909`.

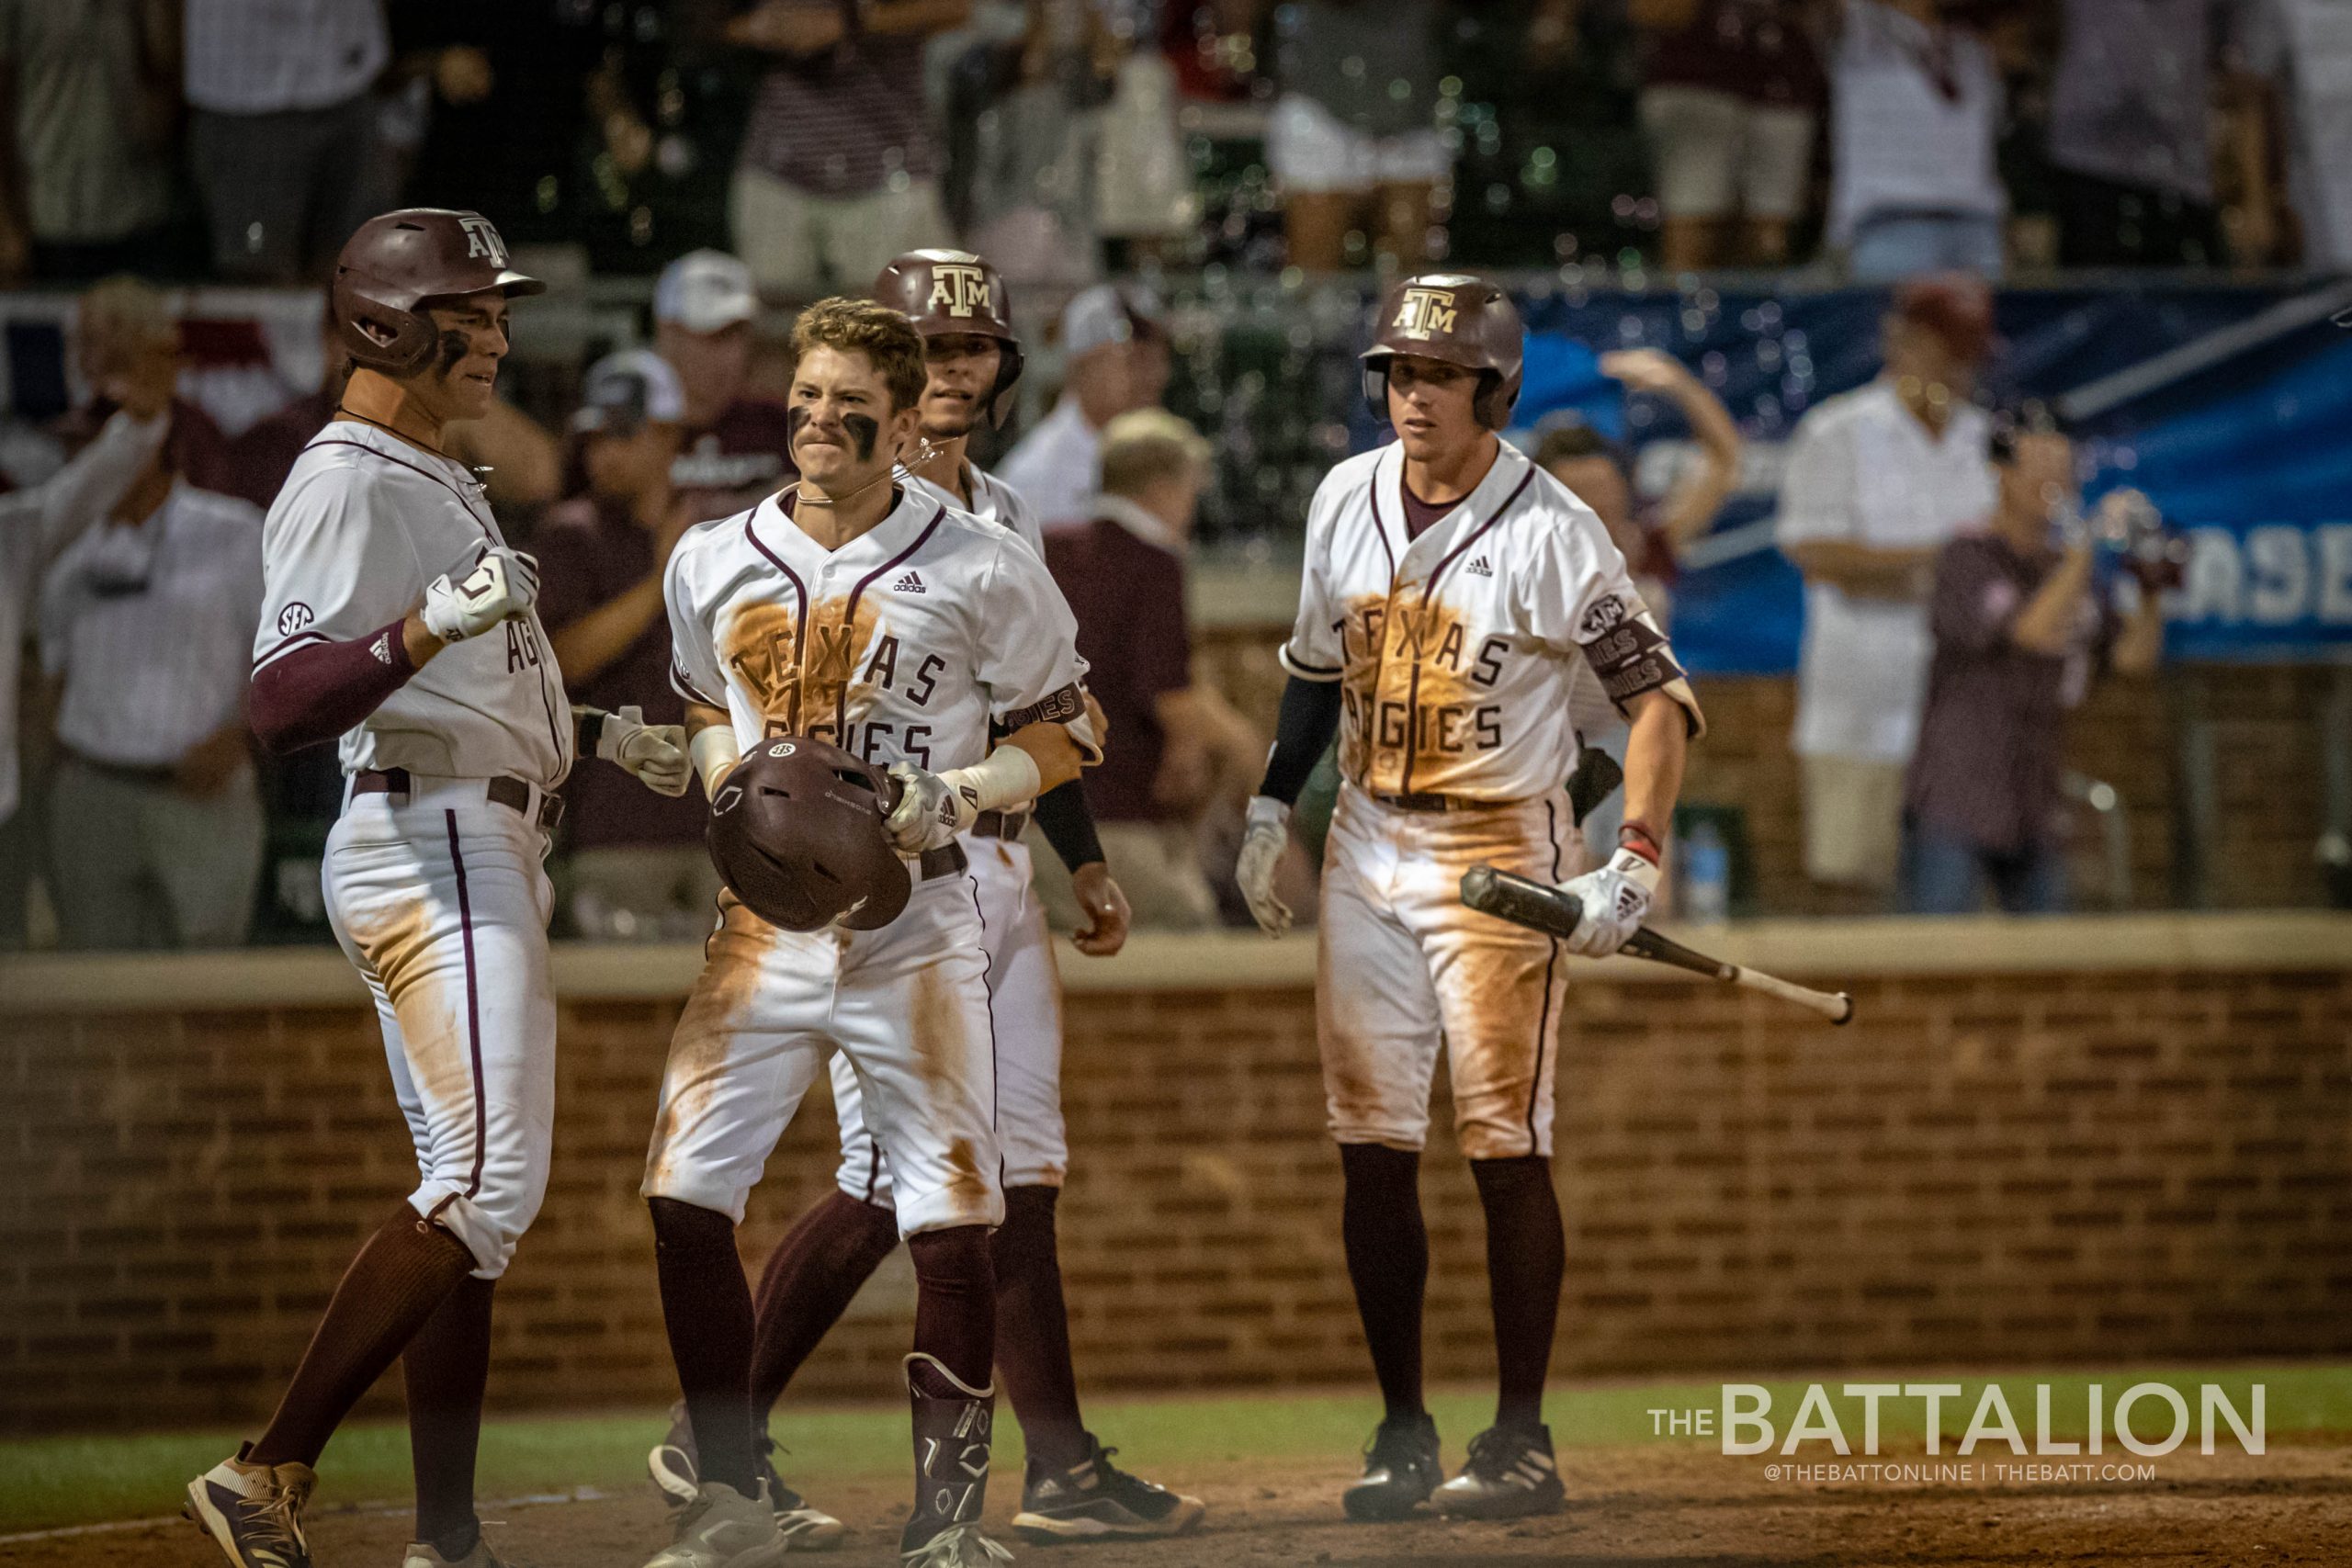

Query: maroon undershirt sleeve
250;618;418;754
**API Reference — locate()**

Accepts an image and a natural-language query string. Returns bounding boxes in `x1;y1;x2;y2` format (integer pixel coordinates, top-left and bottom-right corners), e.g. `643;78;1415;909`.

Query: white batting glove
1236;795;1293;936
884;761;975;853
599;705;690;796
1555;848;1660;957
422;547;538;642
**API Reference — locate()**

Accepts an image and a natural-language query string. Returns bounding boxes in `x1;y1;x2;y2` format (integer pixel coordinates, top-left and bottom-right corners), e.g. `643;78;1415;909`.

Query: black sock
1339;1144;1427;1426
649;1197;757;1496
251;1203;476;1467
749;1190;901;1421
906;1224;995;1391
1471;1156;1565;1431
404;1274;496;1558
991;1185;1087;1472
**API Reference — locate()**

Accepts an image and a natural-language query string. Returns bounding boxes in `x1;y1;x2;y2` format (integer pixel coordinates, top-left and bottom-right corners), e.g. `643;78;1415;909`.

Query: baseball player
1234;275;1703;1522
642;297;1101;1568
185;209;687;1568
646;250;1200;1544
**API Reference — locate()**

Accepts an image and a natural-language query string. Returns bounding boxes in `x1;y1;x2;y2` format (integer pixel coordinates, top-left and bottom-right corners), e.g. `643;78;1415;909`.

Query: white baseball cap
1061;282;1166;360
654;249;759;333
573;348;688;434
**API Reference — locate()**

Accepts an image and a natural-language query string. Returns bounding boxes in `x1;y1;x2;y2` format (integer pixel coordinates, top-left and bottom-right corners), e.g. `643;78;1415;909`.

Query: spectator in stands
1535;347;1745;624
1263;0;1449;272
653;248;798;521
999;281;1168;525
716;0;969;299
1776;273;1996;902
181;0;400;283
1828;0;2007;279
0;327;174;948
1035;409;1259;929
39;411;265;948
537;350;714;939
1634;0;1826;270
2240;0;2352;271
1905;413;2164;913
0;0;180;283
224;296;562;516
60;276;237;503
2045;0;2267;268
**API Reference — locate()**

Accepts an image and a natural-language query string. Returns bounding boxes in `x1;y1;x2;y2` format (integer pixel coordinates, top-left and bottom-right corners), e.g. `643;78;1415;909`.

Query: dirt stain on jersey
722;593;885;742
1334;590;1511;796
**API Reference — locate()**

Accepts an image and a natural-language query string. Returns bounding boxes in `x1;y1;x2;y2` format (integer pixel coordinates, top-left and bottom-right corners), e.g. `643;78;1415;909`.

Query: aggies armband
1576;592;1706;739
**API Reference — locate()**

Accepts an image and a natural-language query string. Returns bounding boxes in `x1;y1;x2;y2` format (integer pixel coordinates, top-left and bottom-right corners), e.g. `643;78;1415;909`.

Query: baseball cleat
650;1402;843;1548
184;1445;317;1568
1432;1424;1566;1519
900;1522;1015;1568
643;1481;788;1568
402;1537;508;1567
1340;1413;1442;1522
1011;1435;1205;1541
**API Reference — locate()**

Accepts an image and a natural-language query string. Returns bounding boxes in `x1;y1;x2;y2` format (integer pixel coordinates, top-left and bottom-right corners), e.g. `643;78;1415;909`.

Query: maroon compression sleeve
250;619;418;753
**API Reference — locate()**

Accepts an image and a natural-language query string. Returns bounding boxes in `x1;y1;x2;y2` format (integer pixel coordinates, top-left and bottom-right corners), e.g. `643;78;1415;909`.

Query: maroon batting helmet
332;209;545;376
871;248;1023;426
1361;273;1524;430
707;736;910;933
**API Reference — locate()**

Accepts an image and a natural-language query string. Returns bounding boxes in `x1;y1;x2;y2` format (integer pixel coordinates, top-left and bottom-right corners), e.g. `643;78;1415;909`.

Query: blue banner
1510;285;2352;671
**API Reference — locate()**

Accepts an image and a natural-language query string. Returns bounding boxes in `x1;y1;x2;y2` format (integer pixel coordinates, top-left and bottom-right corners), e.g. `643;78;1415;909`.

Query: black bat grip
1460;864;1583;940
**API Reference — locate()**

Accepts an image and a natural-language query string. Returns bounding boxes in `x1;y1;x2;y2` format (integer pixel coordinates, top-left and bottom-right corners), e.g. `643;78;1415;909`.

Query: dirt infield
12;1438;2352;1568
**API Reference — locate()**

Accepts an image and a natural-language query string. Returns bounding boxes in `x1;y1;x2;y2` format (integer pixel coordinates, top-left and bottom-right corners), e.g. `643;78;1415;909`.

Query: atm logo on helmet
1395;288;1459;338
459;216;509;267
928;265;992;318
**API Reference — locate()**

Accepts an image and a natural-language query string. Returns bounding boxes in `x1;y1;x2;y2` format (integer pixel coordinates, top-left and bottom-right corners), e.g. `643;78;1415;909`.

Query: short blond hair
1099;409;1211;500
790;297;927;412
77;276;177;361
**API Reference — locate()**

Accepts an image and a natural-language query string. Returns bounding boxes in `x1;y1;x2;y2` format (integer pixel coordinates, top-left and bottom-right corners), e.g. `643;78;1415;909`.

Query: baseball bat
1459;864;1856;1025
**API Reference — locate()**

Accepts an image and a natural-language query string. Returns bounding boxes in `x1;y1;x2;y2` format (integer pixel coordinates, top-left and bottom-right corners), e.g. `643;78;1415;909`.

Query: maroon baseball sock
404;1274;496;1558
248;1204;477;1469
1471;1156;1565;1431
991;1185;1088;1473
906;1224;995;1390
649;1197;758;1497
1339;1143;1428;1425
748;1190;902;1421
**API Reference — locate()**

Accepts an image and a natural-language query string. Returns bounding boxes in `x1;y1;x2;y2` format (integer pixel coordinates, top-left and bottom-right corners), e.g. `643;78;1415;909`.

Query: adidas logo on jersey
1466;556;1494;578
893;571;927;594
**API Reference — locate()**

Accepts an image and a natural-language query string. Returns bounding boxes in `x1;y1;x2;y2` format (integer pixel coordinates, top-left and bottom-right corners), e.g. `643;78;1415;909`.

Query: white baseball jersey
666;484;1095;771
253;420;573;786
905;461;1043;556
1281;438;1702;803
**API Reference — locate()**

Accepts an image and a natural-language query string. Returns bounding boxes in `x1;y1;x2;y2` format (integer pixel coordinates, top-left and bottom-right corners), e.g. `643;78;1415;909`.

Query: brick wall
1197;626;2343;914
6;946;2349;1433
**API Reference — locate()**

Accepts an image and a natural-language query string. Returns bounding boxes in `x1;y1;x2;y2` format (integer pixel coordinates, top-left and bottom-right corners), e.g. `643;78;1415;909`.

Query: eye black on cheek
842;413;879;462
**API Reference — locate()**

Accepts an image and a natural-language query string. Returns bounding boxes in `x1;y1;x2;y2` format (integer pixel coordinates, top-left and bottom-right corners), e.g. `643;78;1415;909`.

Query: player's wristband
1618;818;1664;867
573;705;608;758
691;726;741;797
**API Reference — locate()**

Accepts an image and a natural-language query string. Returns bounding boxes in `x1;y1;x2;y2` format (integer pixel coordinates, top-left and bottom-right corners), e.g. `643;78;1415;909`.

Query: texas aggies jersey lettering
903;462;1043;556
1281;439;1702;802
253;420;572;785
666;485;1096;772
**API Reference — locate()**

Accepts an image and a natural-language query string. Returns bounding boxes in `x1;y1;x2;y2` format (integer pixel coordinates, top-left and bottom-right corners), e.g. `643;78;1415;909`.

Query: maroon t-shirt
536;491;707;851
1645;0;1825;108
221;389;336;511
1042;514;1193;823
673;397;797;522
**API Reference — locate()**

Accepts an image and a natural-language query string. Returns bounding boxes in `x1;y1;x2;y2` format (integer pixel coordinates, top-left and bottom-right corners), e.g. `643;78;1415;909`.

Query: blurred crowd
5;0;2349;289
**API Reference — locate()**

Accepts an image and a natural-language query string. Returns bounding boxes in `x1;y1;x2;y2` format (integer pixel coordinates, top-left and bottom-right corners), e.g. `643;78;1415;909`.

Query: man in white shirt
0;354;172;946
40;423;266;947
180;0;400;281
1828;0;2007;279
997;282;1170;526
1775;272;1997;897
2242;0;2352;270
